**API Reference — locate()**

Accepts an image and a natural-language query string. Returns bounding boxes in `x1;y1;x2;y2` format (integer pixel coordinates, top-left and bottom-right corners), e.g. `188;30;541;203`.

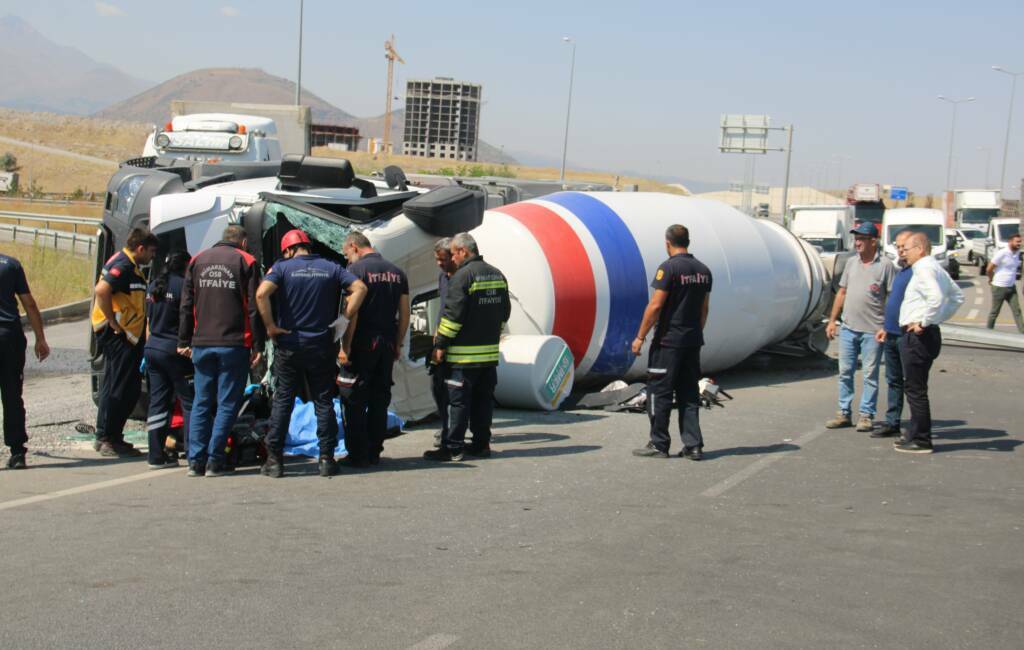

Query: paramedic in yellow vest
91;227;159;457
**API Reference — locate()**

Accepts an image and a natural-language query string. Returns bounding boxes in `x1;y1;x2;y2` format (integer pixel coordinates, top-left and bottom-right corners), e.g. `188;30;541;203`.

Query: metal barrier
0;210;100;235
0;223;97;257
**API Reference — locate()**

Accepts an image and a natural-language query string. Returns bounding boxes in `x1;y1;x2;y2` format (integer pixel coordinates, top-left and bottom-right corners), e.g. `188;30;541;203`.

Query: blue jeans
883;333;904;427
188;346;249;465
837;326;882;417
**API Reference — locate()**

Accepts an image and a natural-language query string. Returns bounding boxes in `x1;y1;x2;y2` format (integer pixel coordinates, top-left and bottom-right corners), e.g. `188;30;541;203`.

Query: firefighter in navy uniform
256;229;366;478
631;224;712;461
91;227;159;458
424;232;510;462
342;231;410;467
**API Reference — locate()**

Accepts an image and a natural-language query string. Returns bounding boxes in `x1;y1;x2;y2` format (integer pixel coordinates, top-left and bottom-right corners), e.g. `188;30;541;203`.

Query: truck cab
788;204;854;253
142;113;282;163
882;208;949;271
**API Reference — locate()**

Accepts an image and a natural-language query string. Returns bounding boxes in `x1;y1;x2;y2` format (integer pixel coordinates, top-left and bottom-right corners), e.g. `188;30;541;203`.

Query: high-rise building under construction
403;78;482;161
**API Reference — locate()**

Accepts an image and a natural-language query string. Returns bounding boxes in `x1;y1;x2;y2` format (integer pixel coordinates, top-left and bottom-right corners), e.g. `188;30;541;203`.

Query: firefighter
256;229;366;478
424;232;510;462
144;249;194;469
341;231;410;467
630;224;712;461
177;225;264;477
91;227;159;458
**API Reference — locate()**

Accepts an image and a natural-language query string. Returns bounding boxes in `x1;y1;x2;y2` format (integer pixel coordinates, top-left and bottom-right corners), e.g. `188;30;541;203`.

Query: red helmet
280;229;311;253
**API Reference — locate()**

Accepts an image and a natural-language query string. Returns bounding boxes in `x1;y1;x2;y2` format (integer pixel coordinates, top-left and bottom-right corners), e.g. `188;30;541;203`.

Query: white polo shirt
990;246;1021;288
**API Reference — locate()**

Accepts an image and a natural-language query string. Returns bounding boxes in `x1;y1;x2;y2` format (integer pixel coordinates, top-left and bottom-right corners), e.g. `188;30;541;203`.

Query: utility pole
559;37;576;184
295;0;304;106
992;66;1023;196
937;95;975;191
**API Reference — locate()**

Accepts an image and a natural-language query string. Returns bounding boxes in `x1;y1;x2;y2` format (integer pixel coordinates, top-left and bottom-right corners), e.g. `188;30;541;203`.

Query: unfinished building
403;78;482;161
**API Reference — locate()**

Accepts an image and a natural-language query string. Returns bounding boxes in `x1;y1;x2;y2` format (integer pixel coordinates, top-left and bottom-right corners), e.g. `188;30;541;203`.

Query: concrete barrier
20;298;91;327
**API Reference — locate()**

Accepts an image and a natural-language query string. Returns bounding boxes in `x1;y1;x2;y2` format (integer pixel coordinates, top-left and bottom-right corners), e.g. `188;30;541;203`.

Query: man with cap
256;230;366;478
342;231;409;467
825;222;896;433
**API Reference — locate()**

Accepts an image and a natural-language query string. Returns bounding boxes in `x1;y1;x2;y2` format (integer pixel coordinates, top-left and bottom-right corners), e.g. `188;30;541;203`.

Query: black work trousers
144;347;194;464
95;327;144;443
443;365;496;452
429;363;449;446
647;344;704;453
900;326;941;446
0;325;27;454
266;342;340;457
344;337;395;463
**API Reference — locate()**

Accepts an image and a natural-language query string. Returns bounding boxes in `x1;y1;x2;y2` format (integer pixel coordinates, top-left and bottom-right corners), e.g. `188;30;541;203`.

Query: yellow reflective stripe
468;280;508;293
437;317;463;338
448;354;500;364
448;344;499;354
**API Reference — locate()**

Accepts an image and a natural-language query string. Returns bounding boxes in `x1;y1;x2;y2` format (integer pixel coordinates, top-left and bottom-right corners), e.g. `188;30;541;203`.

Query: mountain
94;67;358;125
0;14;150;114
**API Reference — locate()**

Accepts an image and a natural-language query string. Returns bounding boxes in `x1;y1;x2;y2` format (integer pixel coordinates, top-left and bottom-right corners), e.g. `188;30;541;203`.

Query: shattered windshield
263;200;353;252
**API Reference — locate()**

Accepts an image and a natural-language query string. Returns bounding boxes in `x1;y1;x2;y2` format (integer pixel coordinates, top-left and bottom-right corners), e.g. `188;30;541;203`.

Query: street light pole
559;37;576;185
992;66;1022;196
937;95;975;190
295;0;304;106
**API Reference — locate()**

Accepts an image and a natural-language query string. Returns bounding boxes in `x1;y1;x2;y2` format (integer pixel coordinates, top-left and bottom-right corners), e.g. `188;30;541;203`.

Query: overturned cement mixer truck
92;154;830;421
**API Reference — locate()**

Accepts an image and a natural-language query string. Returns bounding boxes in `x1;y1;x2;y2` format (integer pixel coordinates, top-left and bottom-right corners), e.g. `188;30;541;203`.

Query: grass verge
0;241;93;311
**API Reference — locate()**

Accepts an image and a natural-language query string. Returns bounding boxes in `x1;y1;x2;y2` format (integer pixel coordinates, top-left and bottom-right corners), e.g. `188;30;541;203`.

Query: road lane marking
974;296;984;306
967;309;979;320
701;428;825;498
407;635;459;650
0;466;185;512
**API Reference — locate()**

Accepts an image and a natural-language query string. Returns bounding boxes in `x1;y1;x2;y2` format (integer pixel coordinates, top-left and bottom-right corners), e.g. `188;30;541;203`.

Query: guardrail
0;210;100;235
0;223;97;257
0;197;103;208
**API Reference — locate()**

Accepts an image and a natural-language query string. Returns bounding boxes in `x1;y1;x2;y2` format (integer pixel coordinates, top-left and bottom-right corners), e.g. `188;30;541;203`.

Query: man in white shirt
895;232;964;454
985;232;1023;333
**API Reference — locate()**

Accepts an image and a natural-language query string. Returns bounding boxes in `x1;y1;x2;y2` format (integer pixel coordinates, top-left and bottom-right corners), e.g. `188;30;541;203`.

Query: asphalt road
0;319;1021;649
947;261;1024;330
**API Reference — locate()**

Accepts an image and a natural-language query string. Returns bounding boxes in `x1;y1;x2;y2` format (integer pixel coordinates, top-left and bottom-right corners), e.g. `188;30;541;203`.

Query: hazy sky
4;0;1024;197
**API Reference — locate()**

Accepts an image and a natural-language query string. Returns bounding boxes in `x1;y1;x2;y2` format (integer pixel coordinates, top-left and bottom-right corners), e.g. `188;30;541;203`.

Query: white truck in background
142;113;283;163
952;189;1001;237
882;208;955;277
788;204;854;253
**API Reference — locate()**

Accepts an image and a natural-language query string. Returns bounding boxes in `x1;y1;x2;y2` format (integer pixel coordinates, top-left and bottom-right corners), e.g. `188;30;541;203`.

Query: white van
882;208;949;271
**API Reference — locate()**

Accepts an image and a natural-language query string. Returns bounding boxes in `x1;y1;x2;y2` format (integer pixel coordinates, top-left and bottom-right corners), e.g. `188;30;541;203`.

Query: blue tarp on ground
283;397;404;458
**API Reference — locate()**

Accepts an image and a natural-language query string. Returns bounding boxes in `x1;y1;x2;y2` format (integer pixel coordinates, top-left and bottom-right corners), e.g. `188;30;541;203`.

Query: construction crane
383;35;405;155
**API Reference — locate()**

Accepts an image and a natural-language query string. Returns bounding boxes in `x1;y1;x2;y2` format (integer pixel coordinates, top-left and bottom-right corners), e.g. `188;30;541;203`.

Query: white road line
702;428;825;498
974;296;984;306
0;467;185;512
966;309;979;320
407;635;459;650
